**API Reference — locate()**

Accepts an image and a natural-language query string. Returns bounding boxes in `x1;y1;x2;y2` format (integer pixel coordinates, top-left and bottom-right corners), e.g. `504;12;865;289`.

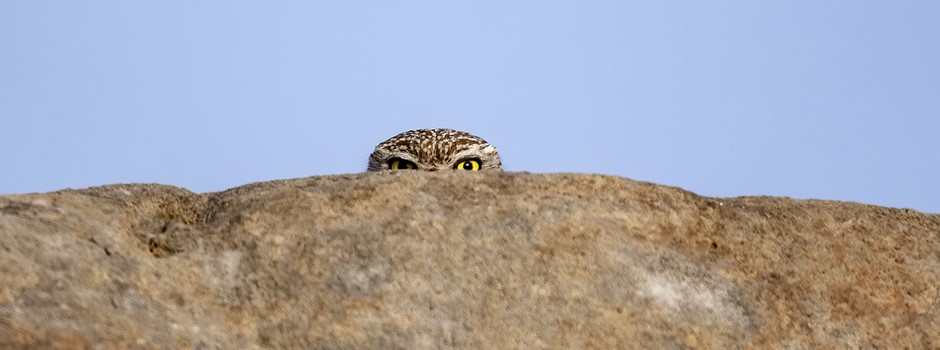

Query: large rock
1;172;938;349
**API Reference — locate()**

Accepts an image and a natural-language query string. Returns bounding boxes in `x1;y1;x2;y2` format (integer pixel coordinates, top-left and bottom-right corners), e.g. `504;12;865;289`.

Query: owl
368;129;502;171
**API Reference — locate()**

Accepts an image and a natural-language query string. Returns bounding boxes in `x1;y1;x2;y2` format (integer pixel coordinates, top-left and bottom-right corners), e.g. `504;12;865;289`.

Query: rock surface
1;172;938;349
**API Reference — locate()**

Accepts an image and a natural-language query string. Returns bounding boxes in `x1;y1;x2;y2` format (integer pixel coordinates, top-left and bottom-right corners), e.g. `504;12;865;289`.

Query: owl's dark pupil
462;162;473;170
389;159;416;170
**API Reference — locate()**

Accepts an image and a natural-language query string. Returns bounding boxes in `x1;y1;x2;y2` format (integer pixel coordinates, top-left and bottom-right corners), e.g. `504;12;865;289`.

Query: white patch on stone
638;272;747;326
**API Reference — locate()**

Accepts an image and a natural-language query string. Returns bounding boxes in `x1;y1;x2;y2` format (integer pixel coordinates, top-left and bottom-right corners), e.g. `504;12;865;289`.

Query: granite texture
1;172;938;349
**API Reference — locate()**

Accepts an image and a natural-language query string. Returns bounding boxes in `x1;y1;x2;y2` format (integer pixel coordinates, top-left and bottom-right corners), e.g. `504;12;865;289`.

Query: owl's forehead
377;129;491;163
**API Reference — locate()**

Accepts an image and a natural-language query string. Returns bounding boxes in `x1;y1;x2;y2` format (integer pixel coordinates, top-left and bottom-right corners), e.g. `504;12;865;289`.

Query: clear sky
2;1;938;213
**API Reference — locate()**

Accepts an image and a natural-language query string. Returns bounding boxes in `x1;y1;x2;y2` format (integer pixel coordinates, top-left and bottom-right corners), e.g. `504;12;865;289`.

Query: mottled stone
1;172;938;349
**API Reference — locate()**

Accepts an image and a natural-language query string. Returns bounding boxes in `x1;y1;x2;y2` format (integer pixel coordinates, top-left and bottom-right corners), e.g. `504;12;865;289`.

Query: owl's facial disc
367;128;502;172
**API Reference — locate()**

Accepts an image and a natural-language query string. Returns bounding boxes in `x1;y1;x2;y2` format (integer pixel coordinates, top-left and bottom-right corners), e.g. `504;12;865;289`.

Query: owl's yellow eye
388;158;417;170
455;159;481;171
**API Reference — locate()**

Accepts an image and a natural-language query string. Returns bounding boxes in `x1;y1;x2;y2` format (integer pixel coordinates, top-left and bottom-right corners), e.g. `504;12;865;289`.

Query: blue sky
2;1;938;213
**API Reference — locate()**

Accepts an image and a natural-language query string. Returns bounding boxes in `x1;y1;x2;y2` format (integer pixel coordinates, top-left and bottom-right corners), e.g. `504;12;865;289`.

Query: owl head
367;128;502;171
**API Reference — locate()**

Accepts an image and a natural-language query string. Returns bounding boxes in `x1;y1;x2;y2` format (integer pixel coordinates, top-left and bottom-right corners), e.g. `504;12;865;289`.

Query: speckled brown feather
367;129;502;171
